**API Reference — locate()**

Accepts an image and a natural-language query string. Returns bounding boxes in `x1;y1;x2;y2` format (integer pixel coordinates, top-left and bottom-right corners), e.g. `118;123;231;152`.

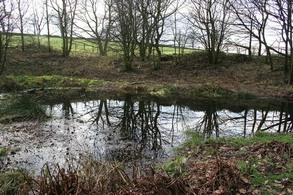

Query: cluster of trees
1;0;293;83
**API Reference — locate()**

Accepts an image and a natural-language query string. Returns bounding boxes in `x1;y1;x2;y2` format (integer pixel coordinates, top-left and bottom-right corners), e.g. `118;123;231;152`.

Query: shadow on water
1;92;293;173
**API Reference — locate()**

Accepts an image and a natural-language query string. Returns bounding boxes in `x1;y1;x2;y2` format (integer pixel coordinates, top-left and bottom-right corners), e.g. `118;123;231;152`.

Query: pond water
1;94;292;174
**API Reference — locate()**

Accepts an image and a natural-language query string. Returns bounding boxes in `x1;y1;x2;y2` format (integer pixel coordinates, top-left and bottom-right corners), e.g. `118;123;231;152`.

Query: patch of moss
0;75;106;92
182;131;293;149
150;88;168;97
188;85;235;98
87;79;103;87
149;85;181;97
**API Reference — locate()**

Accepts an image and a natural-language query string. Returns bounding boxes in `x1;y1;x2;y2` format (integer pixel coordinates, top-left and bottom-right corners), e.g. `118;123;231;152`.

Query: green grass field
9;34;198;56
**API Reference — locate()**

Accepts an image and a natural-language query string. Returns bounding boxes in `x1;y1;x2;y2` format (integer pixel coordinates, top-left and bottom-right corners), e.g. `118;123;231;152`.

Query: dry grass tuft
27;159;187;194
27;157;131;194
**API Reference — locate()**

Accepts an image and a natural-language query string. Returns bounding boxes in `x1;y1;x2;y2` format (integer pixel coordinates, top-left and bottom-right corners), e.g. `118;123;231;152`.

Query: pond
0;93;292;174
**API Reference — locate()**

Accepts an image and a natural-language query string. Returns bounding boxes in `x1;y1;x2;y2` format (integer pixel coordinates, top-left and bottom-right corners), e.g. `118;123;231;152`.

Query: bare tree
30;1;46;48
112;0;178;70
16;0;29;51
50;0;78;58
135;0;154;61
268;0;293;83
77;0;113;56
231;0;273;69
150;0;178;69
112;0;138;71
45;0;51;52
255;0;273;69
229;1;256;57
0;0;14;74
172;11;189;65
231;0;293;84
189;0;233;65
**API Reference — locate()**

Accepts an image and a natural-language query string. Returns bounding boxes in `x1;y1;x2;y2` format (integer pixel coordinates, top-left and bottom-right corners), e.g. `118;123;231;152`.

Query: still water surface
1;95;292;173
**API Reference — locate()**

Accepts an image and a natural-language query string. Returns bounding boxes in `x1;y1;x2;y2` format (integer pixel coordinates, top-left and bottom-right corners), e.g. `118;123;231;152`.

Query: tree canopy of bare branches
50;0;78;58
231;0;293;83
189;0;233;65
77;0;113;56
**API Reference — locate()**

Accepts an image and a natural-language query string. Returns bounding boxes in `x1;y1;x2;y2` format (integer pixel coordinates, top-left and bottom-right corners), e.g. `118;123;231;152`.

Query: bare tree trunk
288;1;293;84
248;19;253;57
17;0;28;52
290;48;293;84
0;33;10;74
0;1;13;75
45;0;51;52
258;31;262;56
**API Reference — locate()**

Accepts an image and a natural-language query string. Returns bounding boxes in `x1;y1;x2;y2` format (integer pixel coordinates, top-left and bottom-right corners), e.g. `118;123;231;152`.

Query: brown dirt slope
2;48;293;99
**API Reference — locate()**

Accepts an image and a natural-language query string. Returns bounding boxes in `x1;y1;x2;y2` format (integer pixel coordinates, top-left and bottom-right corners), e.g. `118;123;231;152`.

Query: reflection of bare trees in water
92;99;111;126
258;102;293;133
46;98;75;119
194;102;293;138
196;102;220;138
62;99;74;119
50;98;293;138
67;96;166;162
48;97;293;163
247;102;292;133
115;96;162;151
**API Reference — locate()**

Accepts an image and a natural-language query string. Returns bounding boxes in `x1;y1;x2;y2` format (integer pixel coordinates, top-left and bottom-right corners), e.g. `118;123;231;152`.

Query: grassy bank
0;75;257;101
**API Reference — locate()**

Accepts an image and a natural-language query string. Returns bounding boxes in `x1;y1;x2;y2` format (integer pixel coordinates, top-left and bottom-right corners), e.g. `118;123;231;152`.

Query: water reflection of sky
1;98;291;174
44;99;289;160
44;100;189;161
